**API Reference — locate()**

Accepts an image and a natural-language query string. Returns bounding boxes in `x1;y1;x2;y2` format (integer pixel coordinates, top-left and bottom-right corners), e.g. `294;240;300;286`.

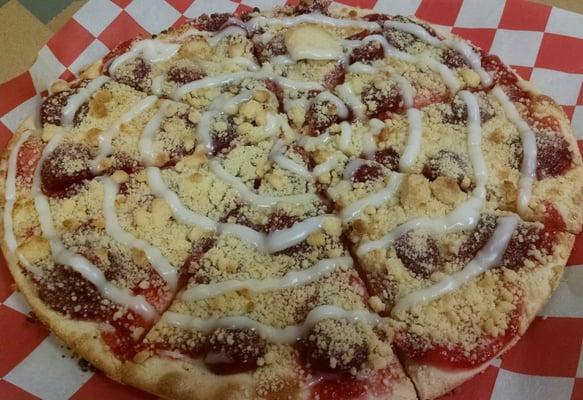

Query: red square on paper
47;19;95;66
166;0;192;14
438;365;499;400
499;0;551;31
536;33;583;74
510;65;533;81
0;379;39;400
111;0;132;8
500;317;583;377
71;373;157;400
336;0;377;9
98;11;149;50
0;72;36;116
451;28;496;52
0;305;49;376
416;0;463;26
0;252;15;303
567;233;583;266
572;378;583;400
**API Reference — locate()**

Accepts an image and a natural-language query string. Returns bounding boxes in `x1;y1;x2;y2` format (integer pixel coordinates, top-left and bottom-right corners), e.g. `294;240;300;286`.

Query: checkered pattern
0;0;582;399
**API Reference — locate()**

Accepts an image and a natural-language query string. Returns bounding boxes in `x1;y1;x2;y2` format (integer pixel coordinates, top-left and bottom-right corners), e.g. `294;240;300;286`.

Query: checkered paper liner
0;0;582;399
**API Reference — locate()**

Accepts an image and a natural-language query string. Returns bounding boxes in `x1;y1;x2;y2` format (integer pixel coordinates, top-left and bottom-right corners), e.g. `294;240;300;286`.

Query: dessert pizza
2;1;582;399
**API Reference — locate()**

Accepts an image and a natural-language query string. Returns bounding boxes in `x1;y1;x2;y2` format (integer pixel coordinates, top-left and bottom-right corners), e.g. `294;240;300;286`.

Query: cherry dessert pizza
2;1;582;399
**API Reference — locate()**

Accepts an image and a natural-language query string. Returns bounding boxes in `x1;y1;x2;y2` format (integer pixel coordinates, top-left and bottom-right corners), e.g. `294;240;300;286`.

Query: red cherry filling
501;224;557;270
361;84;404;120
32;264;149;360
40;143;93;196
394;232;441;278
396;303;522;369
253;34;287;64
204;328;266;374
535;132;572;179
349;41;384;65
189;13;233;32
422;150;469;186
264;211;298;233
102;39;136;72
114;57;152;92
264;79;284;112
211;117;237;155
16;136;44;184
444;94;494;125
481;53;517;87
346;29;374;41
455;215;497;265
324;62;346;91
371;147;400;171
305;100;341;136
40;91;71;126
441;48;468;69
167;66;205;85
300;320;369;373
351;163;384;183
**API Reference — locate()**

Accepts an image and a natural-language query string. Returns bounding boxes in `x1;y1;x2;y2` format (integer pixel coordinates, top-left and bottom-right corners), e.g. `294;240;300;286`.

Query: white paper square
373;0;422;16
540;266;583;317
69;39;110;76
530;68;583;106
4;335;94;400
241;0;287;9
184;0;239;18
29;47;66;93
546;7;583;40
126;0;181;34
3;291;32;315
0;96;41;132
490;29;543;67
73;0;122;37
491;370;574;400
455;0;505;28
571;106;583;140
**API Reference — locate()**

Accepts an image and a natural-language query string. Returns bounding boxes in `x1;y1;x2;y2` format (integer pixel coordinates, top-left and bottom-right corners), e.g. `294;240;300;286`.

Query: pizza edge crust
403;231;573;400
0;118;124;382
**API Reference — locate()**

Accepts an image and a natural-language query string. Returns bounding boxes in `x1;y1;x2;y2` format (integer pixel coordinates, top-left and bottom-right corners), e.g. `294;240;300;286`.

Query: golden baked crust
1;1;581;399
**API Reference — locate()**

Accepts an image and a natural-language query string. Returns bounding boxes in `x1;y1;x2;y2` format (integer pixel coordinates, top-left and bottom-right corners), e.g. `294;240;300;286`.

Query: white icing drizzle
208;25;247;46
337;82;366;120
109;39;180;74
392;76;415;108
4;130;32;253
419;53;461;93
246;13;380;31
343;159;366;181
31;132;156;319
339;121;353;151
361;118;385;154
392;215;518;314
139;100;171;166
443;39;492;87
209;160;318;208
151;74;165;96
275;76;324;91
90;95;158;173
172;71;260;101
270;142;312;180
265;215;332;253
312;154;340;177
399;108;423;171
271;55;295;65
61;76;110;126
341;173;403;222
314;91;349;119
347;62;379;74
163;304;380;344
491;87;537;214
180;256;352;301
230;56;260;71
384;21;440;45
102;177;178;289
358;90;487;256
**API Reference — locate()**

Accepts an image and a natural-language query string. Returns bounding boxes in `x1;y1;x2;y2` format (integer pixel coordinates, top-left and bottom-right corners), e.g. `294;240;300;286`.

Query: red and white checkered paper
0;0;582;399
